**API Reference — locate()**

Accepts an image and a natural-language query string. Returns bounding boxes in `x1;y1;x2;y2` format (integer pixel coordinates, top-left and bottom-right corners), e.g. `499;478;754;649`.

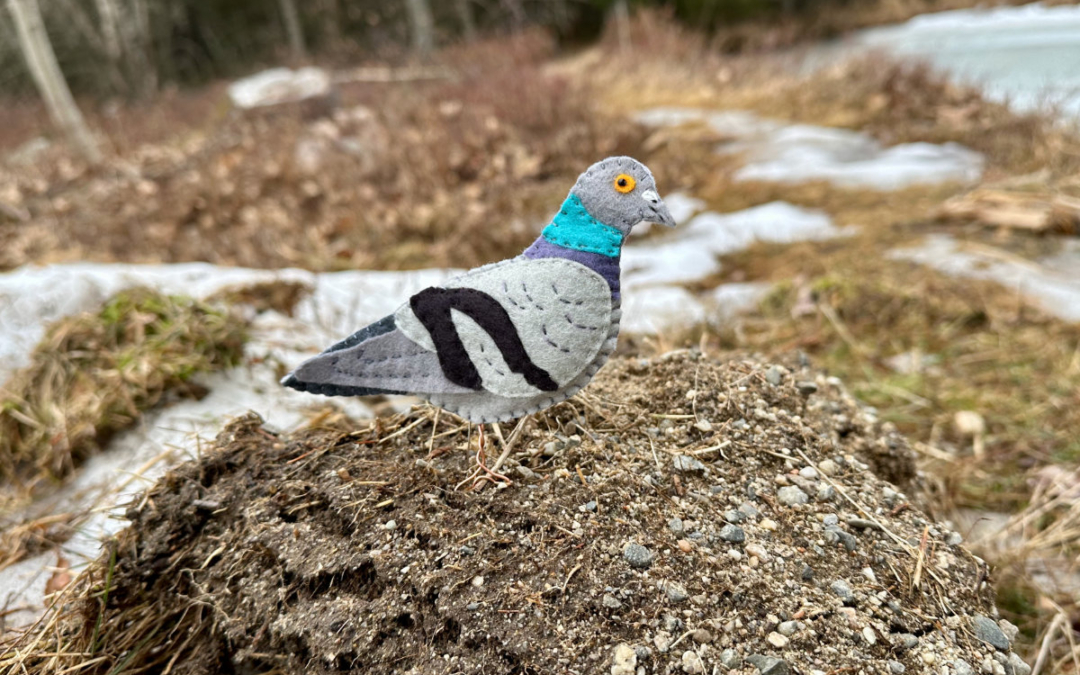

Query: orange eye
614;174;636;193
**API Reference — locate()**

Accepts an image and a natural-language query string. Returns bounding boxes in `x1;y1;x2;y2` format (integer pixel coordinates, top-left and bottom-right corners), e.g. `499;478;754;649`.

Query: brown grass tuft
0;289;247;491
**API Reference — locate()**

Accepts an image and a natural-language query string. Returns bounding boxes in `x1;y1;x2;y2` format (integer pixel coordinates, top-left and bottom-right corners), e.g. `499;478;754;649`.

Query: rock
611;643;637;675
725;509;747;523
766;366;783;386
818;459;840;476
777;621;798;637
898;634;919;650
796;381;819;396
466;602;480;611
669;517;686;536
720;648;742;669
887;660;905;674
760;518;778;531
694;419;713;433
947;532;964;546
862;626;877;646
747;654;792;675
682;650;704;674
692;629;713;643
654;631;673;652
817;485;836;501
472;575;484;587
739;502;761;518
228;67;332;109
624;543;656;569
921;652;937;666
777;486;809;506
766;632;789;648
1006;653;1031;675
825;527;859;552
973;614;1011;651
999;620;1020;644
830;580;855;605
673;455;707;473
384;519;397;530
719;524;746;543
602;594;623;610
952;659;974;675
798;467;818;480
801;565;814;581
660;580;689;603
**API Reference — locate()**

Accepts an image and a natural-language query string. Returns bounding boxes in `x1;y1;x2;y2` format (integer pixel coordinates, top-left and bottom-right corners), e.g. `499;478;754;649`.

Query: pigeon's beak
642;189;676;228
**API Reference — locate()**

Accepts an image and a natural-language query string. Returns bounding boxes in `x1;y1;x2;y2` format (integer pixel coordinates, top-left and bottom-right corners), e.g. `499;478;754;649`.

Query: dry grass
0;289;246;493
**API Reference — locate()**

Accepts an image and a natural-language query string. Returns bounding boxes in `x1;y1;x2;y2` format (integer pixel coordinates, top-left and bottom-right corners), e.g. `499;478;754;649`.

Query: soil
56;353;1025;674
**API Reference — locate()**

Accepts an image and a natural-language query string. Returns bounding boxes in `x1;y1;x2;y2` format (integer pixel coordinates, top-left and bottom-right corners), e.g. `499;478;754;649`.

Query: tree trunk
612;0;631;52
455;0;476;42
128;0;157;95
318;0;340;48
6;0;101;163
278;0;306;61
404;0;434;56
501;0;526;30
93;0;121;60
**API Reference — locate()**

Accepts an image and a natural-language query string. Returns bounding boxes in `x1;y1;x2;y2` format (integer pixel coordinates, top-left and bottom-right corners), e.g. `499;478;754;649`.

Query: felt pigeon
282;156;675;423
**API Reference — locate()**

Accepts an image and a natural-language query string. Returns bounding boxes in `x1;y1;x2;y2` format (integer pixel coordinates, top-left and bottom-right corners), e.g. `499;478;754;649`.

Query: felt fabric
409;286;558;392
523;237;621;300
540;194;624;257
396;257;612;399
285;323;475;395
282;156;675;423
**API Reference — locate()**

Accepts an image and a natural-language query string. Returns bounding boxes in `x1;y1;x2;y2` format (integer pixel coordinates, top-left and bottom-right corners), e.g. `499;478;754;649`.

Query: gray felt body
395;257;613;398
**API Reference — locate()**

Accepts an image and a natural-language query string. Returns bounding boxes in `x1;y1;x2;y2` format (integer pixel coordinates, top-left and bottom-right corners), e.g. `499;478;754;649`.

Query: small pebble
384;519;397;531
898;634;919;650
466;602;480;611
777;621;798;637
830;580;855;604
681;650;704;675
719;524;746;543
611;644;637;675
973;614;1011;651
887;661;905;674
725;509;748;524
692;629;713;644
766;632;789;648
678;539;693;553
777;486;809;506
798;467;818;480
952;659;974;675
921;652;936;666
472;575;484;587
602;594;623;610
796;381;818;396
1008;652;1031;675
720;648;742;669
624;543;656;569
801;564;814;581
766;365;783;385
817;459;840;476
660;581;689;603
760;518;778;531
862;626;877;646
673;455;707;473
746;654;792;675
817;485;836;501
669;517;686;536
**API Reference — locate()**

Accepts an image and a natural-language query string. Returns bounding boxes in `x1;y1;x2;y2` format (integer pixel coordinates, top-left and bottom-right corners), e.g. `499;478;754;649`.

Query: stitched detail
564;313;599;331
541;324;572;354
410;287;559;392
541;194;623;258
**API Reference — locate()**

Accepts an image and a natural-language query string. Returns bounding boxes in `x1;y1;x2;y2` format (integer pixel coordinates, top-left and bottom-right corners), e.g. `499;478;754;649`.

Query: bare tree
501;0;527;30
6;0;101;163
455;0;476;42
278;0;306;61
613;0;631;52
404;0;434;56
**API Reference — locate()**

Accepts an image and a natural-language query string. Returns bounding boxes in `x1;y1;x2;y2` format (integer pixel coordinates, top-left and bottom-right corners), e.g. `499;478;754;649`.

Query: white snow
228;67;332;109
851;3;1080;119
634;108;984;189
890;234;1080;322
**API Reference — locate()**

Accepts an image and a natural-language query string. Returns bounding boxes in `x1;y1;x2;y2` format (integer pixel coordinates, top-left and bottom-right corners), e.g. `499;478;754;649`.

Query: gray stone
887;661;905;674
796;381;819;396
692;629;713;643
460;545;475;556
946;531;964;546
602;594;623;610
825;526;858;552
719;524;746;543
999;620;1020;644
739;502;761;518
725;509;747;524
624;543;656;569
801;564;814;581
673;455;707;473
952;659;974;675
1008;653;1031;675
818;459;840;476
669;517;686;536
823;514;839;527
466;602;480;611
719;648;742;669
660;580;689;603
777;486;809;507
777;621;799;637
663;614;683;632
898;634;919;650
585;500;597;512
766;366;783;386
746;654;791;675
634;646;652;661
817;485;836;501
973;614;1011;651
830;580;855;604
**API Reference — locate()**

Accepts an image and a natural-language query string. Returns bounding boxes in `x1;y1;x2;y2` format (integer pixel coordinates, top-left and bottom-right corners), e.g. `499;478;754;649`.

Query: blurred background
1;0;1079;671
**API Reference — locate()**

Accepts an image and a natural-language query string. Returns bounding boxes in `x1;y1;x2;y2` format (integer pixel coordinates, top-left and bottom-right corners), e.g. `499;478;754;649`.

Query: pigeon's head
571;156;675;235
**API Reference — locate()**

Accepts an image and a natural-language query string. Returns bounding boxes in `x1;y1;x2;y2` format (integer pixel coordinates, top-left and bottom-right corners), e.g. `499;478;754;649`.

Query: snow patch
634;108;984;189
228;67;332;109
890;234;1080;322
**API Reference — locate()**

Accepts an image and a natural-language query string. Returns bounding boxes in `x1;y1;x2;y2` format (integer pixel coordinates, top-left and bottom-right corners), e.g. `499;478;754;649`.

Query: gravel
830;580;855;604
973;614;1011;651
747;654;792;675
777;485;809;506
623;542;656;569
718;524;746;543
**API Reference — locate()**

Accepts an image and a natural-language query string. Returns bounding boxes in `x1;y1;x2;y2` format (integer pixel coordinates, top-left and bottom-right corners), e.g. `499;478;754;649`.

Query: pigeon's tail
280;373;403;398
281;313;407;398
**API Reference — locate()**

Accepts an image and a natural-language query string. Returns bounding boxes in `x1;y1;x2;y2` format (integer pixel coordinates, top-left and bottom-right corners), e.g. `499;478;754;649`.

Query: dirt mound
18;354;1028;674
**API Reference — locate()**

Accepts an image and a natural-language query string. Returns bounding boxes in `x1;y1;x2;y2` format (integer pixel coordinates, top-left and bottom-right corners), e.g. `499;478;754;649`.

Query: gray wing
395;257;614;398
281;314;474;397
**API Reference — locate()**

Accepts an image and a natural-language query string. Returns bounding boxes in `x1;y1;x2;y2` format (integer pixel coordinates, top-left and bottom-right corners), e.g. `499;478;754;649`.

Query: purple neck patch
523;237;621;301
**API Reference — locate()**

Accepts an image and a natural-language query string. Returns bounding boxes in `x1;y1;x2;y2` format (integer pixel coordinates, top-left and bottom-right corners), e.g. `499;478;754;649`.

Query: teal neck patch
541;194;623;258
